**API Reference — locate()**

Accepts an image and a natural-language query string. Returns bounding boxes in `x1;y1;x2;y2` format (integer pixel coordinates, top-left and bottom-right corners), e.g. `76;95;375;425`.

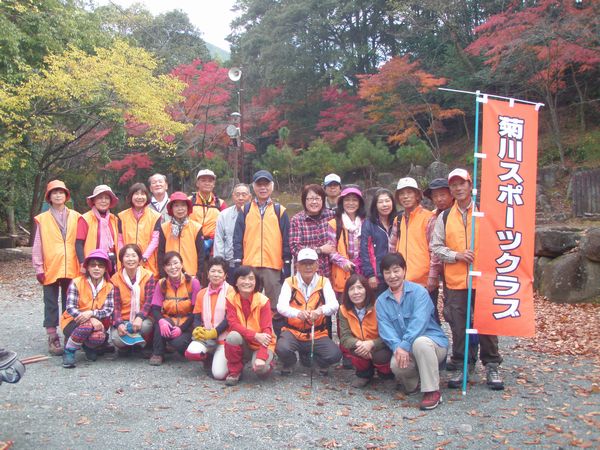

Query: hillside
205;42;230;62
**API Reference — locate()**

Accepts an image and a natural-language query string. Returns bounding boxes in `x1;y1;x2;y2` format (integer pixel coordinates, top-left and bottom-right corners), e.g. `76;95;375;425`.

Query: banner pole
462;91;482;395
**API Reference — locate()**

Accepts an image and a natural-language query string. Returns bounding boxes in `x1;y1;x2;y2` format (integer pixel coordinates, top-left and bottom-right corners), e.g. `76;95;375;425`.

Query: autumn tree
0;41;187;235
466;0;600;166
316;86;369;146
358;55;463;161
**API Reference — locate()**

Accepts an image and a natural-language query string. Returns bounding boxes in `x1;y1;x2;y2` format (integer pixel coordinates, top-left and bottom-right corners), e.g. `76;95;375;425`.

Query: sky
95;0;238;50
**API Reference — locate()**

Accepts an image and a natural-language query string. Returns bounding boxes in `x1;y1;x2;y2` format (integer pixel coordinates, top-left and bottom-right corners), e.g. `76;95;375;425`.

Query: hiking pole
310;321;315;388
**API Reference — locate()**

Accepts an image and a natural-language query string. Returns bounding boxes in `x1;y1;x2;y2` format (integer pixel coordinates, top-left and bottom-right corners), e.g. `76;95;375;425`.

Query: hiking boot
299;353;311;368
351;376;371;388
225;373;241;386
420;390;442;410
448;365;475;389
141;347;153;359
446;359;460;371
149;354;163;366
47;334;63;356
319;368;329;376
83;345;97;362
377;370;395;380
280;366;293;376
342;356;354;370
485;363;504;390
62;349;76;368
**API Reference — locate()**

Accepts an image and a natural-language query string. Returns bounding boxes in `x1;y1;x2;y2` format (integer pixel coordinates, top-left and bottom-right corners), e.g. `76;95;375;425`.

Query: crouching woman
60;249;114;368
223;266;276;386
339;274;393;388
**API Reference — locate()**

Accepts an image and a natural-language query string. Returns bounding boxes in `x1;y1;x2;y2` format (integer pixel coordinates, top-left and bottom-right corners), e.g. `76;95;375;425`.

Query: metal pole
239;69;245;182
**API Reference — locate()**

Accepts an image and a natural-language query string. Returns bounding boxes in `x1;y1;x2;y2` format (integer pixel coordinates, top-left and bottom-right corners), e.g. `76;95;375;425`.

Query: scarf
92;207;114;252
203;281;229;331
170;217;189;238
122;267;141;322
341;212;361;235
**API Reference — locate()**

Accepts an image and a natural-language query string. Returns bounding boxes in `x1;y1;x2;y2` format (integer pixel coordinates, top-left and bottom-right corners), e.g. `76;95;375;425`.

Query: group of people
32;167;504;411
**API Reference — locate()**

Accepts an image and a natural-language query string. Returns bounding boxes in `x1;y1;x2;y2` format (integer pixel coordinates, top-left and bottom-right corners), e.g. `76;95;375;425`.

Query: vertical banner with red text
473;98;538;337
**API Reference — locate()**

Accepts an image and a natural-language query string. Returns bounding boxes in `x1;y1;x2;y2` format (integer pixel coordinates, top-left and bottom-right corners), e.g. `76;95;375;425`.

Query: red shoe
420;390;442;410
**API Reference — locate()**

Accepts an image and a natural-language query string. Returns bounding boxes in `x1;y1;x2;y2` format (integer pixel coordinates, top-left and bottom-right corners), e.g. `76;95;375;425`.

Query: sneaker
149;354;163;366
351;376;371;388
62;349;76;368
48;334;63;356
485;363;504;390
448;365;475;389
420;390;442;410
83;346;97;362
225;373;241;386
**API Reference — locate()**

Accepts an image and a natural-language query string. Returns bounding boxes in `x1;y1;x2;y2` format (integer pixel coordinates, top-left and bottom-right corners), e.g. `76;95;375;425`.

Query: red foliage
316;86;368;145
244;87;288;138
104;153;153;185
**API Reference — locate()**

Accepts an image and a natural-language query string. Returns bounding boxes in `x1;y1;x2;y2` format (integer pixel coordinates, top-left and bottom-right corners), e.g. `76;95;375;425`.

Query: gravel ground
1;259;598;449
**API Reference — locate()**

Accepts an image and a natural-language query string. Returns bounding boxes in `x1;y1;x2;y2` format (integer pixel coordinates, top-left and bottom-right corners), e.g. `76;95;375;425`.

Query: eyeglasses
87;262;106;268
306;197;322;203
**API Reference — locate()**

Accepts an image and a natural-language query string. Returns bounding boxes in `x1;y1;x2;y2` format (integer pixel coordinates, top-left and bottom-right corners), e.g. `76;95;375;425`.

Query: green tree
296;139;344;183
345;134;394;187
257;144;297;188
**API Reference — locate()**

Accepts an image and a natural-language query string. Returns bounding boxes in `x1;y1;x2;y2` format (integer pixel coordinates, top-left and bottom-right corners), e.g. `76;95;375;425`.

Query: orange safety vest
193;285;235;343
82;210;119;258
339;304;379;341
281;276;328;342
34;208;80;284
110;267;154;322
394;205;434;286
242;202;284;270
227;292;276;351
161;220;203;276
328;218;351;293
60;276;113;330
159;275;194;326
189;193;223;239
118;207;161;278
443;203;480;290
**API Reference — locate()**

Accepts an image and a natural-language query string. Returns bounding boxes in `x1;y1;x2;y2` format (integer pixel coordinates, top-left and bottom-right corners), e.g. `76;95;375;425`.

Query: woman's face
93;193;111;212
164;256;183;279
305;190;323;215
171;201;189;220
342;194;360;216
86;259;106;281
347;280;367;308
236;273;256;297
122;248;140;271
376;194;393;218
49;189;67;207
131;190;148;210
208;264;226;287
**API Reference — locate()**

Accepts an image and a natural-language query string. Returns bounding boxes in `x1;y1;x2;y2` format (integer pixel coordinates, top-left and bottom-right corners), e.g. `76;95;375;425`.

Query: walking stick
310;321;315;388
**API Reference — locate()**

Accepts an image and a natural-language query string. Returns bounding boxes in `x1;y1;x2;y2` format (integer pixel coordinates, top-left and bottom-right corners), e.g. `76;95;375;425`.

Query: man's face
325;183;341;199
431;188;453;211
253;179;273;201
149;176;167;197
232;186;251;209
449;178;472;203
382;264;405;291
196;175;216;194
297;259;317;281
396;188;420;211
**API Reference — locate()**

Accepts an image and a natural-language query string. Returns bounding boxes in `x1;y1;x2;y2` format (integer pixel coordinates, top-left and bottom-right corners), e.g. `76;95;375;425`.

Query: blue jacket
376;281;448;353
359;218;391;281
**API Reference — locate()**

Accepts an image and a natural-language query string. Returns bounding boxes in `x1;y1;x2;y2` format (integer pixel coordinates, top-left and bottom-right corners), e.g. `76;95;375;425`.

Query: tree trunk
28;171;44;246
570;67;586;133
545;89;565;169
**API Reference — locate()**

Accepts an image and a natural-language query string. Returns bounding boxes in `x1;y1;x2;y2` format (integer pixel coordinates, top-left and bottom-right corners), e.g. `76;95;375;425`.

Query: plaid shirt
289;209;335;277
66;278;114;320
112;276;157;326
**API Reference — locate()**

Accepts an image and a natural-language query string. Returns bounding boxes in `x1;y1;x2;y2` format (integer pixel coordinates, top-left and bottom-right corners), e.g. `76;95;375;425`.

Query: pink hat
167;191;193;216
84;249;112;274
86;185;119;209
340;187;363;199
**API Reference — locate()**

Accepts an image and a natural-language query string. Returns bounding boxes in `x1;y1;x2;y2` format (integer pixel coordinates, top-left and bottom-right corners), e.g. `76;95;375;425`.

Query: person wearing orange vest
431;168;504;391
61;249;115;368
186;257;234;380
110;244;156;355
149;251;201;366
339;274;392;388
224;266;276;386
76;185;119;275
233;170;291;337
189;169;228;250
118;182;161;278
158;192;205;281
32;180;81;356
276;248;341;376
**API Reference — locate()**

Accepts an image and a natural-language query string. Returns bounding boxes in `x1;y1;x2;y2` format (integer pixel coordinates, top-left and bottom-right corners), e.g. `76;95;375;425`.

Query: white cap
297;248;319;262
323;173;341;186
448;168;472;182
395;177;420;192
196;169;216;179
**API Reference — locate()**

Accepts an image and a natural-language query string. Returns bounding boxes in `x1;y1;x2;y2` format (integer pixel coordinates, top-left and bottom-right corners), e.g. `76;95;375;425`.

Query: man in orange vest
430;168;504;390
189;169;228;251
276;248;341;376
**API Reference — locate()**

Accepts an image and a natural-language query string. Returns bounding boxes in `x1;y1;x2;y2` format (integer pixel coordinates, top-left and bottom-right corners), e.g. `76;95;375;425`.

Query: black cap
423;178;449;199
252;170;274;183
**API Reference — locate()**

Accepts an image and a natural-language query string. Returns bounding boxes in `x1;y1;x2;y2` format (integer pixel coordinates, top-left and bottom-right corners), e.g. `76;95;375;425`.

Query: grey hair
232;183;250;195
148;173;167;185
